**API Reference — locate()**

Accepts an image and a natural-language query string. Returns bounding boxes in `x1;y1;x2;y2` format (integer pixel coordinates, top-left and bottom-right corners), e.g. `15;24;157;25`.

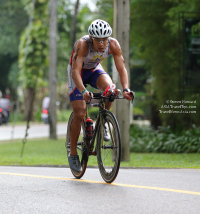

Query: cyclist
68;19;133;172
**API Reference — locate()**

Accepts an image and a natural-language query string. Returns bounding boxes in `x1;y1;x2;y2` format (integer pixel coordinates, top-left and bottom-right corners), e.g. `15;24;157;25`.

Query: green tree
0;0;28;98
19;0;49;120
130;0;200;130
56;0;73;85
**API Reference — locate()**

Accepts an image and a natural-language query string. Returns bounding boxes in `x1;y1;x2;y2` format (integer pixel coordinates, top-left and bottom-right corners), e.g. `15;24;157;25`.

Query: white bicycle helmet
88;19;112;38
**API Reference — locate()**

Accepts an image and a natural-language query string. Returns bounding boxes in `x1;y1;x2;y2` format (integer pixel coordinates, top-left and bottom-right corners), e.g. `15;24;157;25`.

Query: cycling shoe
68;155;82;172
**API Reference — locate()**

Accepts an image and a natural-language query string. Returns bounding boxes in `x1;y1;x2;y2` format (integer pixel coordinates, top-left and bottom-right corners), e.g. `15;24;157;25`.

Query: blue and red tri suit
68;35;111;102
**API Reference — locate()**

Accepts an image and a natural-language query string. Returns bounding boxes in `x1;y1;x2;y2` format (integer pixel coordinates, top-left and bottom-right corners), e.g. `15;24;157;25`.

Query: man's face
90;36;109;52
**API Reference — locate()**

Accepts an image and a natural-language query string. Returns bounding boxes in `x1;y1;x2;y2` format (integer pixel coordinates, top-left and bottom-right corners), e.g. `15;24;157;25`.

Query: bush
34;111;42;122
9;109;72;123
9;111;23;122
130;124;200;153
56;110;71;122
133;106;144;115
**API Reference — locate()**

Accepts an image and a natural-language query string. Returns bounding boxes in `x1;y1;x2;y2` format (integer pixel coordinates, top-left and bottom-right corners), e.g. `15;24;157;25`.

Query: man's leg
96;73;113;141
96;74;113;110
70;100;86;156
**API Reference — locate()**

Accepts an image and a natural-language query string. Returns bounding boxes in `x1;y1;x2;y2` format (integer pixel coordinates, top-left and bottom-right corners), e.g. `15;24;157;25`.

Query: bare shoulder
109;37;121;55
74;38;88;56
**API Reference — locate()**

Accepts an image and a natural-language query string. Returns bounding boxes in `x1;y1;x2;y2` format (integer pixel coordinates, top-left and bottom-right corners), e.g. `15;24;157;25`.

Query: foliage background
0;0;200;132
94;0;200;131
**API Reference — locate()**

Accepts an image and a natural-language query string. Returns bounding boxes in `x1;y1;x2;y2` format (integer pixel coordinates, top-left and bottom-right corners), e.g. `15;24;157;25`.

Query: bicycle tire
96;110;121;183
66;112;88;179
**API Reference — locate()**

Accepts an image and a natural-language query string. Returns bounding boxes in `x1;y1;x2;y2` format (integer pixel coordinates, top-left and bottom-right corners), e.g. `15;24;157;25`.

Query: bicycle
66;88;133;183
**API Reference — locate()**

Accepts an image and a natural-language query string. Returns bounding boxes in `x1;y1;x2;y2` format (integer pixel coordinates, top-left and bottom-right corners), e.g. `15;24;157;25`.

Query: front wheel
66;112;88;179
96;110;121;183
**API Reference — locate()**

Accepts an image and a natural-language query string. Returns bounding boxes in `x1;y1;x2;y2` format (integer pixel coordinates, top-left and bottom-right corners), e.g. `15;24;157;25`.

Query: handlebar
86;89;134;105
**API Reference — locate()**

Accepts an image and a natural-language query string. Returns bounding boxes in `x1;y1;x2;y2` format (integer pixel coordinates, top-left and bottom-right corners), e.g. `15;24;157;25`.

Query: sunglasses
92;37;109;44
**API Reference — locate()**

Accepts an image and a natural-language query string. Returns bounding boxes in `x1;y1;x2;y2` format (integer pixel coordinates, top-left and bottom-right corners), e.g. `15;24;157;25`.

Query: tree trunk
23;87;35;121
49;0;57;139
70;0;80;50
113;0;130;162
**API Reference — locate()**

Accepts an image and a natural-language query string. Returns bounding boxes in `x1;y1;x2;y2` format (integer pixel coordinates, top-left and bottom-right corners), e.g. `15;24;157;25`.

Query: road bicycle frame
66;88;133;182
84;91;124;156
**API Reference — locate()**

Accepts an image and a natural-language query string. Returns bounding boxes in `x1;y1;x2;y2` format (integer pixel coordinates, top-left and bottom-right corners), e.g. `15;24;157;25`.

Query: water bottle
103;84;116;96
86;117;94;140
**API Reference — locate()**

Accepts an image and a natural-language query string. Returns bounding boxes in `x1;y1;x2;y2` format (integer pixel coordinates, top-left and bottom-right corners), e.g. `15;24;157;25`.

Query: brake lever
89;92;93;98
130;91;135;102
86;92;93;105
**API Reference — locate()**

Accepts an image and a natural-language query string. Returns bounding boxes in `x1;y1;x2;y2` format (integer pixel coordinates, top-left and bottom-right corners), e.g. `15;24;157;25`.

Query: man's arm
71;39;86;93
110;38;133;100
71;39;91;102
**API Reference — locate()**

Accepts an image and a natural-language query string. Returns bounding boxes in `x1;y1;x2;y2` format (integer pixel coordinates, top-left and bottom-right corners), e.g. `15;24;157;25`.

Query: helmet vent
88;19;112;37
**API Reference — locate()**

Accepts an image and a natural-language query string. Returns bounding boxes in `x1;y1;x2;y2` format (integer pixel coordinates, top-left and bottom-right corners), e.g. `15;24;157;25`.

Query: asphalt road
0;123;68;141
0;166;200;214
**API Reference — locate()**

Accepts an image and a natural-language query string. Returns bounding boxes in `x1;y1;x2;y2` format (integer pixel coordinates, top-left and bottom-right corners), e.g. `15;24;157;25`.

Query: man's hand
123;89;134;101
83;91;93;102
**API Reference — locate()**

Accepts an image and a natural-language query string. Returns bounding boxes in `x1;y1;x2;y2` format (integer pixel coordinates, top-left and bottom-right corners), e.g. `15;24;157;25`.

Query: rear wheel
66;112;88;179
96;110;121;183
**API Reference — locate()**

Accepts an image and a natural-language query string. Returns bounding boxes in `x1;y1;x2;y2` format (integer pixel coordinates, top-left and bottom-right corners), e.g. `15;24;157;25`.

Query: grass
0;138;200;168
120;153;200;168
